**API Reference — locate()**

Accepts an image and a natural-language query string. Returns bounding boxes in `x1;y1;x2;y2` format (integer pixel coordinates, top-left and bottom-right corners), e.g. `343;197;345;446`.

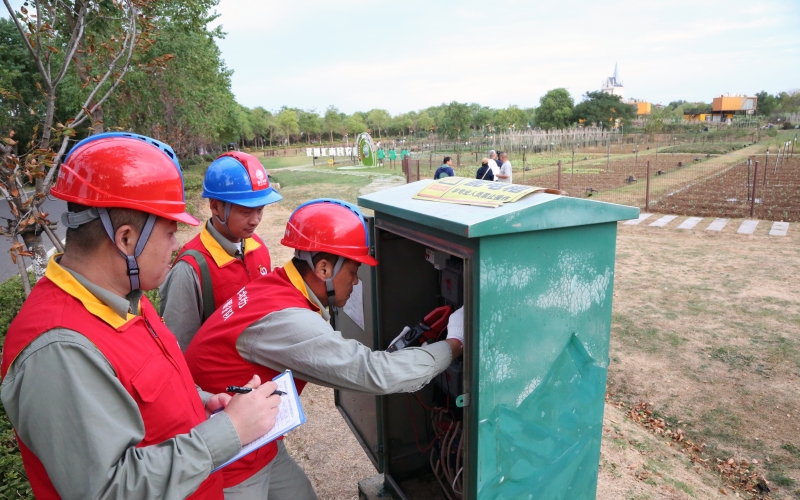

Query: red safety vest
185;264;312;488
1;269;223;500
175;224;271;311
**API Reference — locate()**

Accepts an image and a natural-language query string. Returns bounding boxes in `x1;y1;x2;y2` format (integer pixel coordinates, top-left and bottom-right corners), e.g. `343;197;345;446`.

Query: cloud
218;0;799;112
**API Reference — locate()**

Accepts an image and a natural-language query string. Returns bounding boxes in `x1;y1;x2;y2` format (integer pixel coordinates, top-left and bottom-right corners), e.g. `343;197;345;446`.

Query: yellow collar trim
45;256;136;329
199;223;262;268
283;260;322;315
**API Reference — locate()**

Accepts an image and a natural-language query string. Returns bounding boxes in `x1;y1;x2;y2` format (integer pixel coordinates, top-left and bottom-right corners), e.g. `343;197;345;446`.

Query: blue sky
212;0;799;114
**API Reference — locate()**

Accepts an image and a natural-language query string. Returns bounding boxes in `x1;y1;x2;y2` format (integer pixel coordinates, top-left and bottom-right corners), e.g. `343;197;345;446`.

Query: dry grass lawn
176;165;800;499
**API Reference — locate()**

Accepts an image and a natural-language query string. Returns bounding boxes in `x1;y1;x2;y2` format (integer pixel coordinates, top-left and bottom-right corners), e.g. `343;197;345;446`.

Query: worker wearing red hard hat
0;133;282;500
184;198;464;499
160;152;281;350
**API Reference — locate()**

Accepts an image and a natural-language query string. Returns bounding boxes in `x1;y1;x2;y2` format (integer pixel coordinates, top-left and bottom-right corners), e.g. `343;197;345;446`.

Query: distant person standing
497;151;512;183
476;158;494;181
434;156;455;179
487;150;500;180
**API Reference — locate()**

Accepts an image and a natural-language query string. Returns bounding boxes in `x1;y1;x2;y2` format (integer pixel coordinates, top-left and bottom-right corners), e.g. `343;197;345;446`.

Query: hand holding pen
220;375;282;445
227;385;286;397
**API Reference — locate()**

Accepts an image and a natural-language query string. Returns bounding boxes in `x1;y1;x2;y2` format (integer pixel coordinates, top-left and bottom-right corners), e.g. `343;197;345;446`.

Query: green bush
0;273;35;500
201;154;214;162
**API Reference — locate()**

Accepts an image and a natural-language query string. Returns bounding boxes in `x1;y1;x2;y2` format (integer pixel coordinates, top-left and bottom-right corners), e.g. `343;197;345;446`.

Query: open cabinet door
334;217;384;471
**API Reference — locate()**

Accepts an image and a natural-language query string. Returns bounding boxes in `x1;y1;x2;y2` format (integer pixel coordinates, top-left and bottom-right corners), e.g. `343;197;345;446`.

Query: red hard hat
281;199;378;266
51;135;199;225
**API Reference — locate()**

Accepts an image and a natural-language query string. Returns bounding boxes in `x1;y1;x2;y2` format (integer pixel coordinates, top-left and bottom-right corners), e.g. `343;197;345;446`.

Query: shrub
0;273;36;500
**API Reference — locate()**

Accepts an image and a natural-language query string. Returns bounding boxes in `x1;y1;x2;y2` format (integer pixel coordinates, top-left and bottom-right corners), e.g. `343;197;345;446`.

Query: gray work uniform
220;266;454;499
1;266;242;500
160;221;244;351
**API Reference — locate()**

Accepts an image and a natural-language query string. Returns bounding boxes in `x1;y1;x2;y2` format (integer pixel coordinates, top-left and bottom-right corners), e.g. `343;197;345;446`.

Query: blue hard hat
201;152;282;208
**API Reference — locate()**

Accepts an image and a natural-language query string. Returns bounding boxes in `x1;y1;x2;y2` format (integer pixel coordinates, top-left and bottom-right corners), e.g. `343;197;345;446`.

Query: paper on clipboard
211;370;306;472
342;280;365;330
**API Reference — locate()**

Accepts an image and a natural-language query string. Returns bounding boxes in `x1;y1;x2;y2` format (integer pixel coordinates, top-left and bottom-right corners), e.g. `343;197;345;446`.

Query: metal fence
402;143;799;222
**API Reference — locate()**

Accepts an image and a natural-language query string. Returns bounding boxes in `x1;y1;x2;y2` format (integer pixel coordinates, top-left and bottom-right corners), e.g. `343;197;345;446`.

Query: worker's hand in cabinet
445;306;464;359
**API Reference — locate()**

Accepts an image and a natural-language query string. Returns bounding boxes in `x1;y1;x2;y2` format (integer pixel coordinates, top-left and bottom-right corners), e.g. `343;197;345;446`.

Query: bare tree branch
41;135;71;189
35;0;46;80
70;2;137;129
53;2;86;87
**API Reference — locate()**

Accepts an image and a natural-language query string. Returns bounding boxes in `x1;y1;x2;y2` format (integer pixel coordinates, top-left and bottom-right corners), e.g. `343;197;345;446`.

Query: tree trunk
15;244;31;296
39;88;57;147
90;105;104;135
19;229;47;281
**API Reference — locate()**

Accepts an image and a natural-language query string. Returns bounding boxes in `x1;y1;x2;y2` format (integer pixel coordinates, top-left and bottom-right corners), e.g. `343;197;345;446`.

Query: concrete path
677;217;703;230
624;213;653;225
737;220;759;234
649;215;677;227
706;218;729;231
621;214;790;236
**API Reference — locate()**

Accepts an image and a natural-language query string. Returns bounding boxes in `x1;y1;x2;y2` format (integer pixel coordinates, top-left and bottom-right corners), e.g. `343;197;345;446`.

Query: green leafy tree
756;91;778;116
491;108;510;132
366;109;391;138
1;0;164;291
573;91;636;129
298;109;321;144
250;107;272;148
323;106;342;143
276;108;299;145
393;113;412;136
345;114;366;136
0;18;41;149
103;0;241;156
415;111;435;137
504;105;529;131
440;101;471;140
471;105;494;134
775;90;800;115
535;88;574;130
665;100;687;111
644;107;668;137
235;105;254;148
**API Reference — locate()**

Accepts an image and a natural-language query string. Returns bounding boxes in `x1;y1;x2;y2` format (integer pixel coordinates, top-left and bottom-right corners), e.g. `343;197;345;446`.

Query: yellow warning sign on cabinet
414;177;547;207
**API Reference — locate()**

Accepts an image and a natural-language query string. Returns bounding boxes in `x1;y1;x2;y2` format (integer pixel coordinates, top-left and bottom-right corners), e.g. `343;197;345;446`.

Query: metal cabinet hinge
456;393;470;408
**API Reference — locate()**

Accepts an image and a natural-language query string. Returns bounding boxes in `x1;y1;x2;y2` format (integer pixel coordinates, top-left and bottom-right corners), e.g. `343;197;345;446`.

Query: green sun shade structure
335;179;638;500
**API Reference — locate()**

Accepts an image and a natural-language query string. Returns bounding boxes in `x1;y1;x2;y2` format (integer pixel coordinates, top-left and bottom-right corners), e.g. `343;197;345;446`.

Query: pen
226;386;286;397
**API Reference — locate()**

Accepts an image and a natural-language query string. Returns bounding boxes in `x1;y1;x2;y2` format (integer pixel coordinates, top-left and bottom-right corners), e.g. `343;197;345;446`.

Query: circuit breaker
334;181;637;500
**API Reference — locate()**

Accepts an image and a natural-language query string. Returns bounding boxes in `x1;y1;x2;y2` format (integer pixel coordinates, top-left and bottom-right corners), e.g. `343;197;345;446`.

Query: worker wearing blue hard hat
160;151;282;350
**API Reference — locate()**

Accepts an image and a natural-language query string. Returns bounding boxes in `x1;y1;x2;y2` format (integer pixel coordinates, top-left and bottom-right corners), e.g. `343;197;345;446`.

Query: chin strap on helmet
96;208;157;292
213;201;236;239
296;250;344;313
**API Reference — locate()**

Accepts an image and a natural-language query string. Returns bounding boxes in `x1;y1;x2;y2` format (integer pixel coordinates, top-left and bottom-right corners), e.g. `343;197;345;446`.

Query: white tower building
601;63;625;99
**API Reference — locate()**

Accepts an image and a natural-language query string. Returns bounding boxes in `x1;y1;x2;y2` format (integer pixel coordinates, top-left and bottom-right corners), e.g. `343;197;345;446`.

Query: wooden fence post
557;160;562;190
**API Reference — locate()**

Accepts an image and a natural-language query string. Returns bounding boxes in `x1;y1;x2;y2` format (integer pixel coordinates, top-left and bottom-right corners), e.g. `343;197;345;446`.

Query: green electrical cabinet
333;180;638;500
